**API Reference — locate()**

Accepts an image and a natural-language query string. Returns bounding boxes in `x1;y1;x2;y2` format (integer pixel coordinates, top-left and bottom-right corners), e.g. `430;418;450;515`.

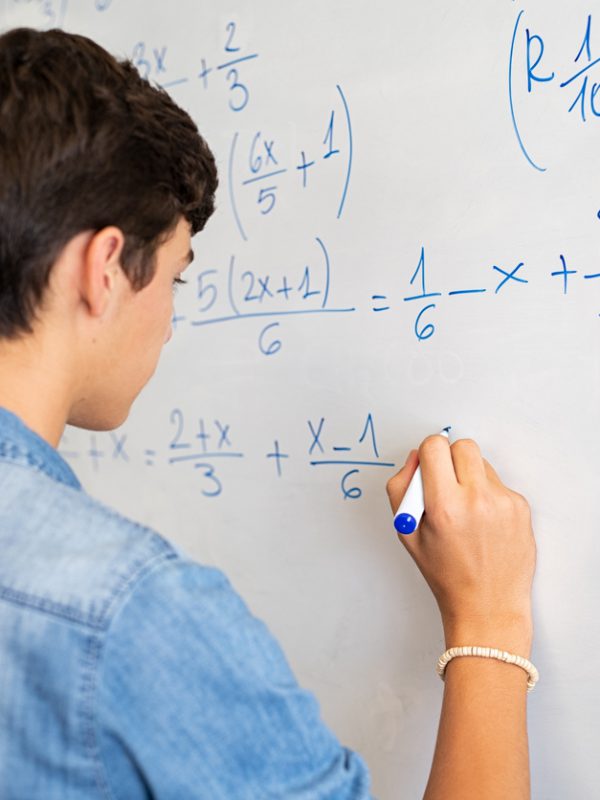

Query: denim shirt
0;407;371;799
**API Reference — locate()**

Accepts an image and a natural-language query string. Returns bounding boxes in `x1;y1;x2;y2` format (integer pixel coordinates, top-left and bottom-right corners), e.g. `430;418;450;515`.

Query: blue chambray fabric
0;407;372;799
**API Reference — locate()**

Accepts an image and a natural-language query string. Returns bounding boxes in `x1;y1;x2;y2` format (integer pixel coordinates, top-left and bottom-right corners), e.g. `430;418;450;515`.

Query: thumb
386;449;419;513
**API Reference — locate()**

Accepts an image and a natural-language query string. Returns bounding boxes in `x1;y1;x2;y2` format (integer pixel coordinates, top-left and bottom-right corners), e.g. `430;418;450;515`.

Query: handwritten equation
228;85;353;241
172;236;356;355
510;9;600;171
371;245;600;340
129;24;353;240
133;20;261;115
171;239;599;353
60;411;394;501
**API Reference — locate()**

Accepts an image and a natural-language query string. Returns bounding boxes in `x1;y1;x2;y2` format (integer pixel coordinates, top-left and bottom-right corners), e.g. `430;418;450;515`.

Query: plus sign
296;150;315;188
88;435;105;472
266;440;289;477
551;254;577;295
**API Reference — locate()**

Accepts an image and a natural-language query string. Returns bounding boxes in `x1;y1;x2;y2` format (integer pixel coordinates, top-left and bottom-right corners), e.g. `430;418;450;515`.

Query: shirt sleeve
95;555;372;800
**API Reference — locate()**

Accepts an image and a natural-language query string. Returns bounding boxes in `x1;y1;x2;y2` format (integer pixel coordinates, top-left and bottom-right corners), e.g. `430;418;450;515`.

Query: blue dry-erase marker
393;427;451;535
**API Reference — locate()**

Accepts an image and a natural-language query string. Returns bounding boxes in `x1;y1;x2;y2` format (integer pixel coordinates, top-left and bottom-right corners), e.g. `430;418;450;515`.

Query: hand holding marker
393;427;452;534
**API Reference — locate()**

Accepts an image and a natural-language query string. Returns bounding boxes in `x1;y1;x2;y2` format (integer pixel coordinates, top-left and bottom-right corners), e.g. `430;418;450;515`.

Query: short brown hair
0;27;218;338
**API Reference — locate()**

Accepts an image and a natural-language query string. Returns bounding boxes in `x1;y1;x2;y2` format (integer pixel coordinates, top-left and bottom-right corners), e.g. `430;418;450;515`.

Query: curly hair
0;27;218;337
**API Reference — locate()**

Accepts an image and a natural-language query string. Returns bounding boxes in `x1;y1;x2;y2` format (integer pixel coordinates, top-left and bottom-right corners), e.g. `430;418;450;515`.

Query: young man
0;27;537;799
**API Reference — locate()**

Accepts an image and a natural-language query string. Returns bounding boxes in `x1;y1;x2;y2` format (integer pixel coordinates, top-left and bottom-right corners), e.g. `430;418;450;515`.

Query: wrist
442;614;533;658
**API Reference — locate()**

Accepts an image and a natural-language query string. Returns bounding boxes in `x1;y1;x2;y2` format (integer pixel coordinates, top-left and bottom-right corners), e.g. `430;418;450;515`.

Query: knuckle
470;491;494;515
489;487;531;520
459;489;495;521
420;434;447;456
493;491;518;518
511;490;531;513
385;471;404;498
451;437;479;454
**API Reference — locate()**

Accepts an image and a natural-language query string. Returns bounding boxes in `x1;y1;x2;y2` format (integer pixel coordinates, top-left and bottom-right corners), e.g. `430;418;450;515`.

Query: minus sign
158;78;190;89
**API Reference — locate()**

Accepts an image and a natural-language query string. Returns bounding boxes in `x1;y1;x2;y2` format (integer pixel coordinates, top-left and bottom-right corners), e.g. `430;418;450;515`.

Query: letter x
492;262;528;294
215;420;231;449
308;418;325;455
110;433;129;462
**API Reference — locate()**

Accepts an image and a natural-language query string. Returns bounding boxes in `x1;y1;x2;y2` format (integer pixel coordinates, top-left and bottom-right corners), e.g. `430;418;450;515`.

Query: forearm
386;439;536;799
424;624;532;800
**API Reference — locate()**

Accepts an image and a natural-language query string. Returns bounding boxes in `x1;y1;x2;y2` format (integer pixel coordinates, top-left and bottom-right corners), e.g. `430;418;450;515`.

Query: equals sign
372;294;390;312
145;449;157;466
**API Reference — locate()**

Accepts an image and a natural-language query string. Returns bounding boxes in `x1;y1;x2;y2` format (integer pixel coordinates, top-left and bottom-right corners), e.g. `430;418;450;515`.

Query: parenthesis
227;255;241;316
336;84;353;218
508;9;546;172
315;236;330;309
228;132;248;241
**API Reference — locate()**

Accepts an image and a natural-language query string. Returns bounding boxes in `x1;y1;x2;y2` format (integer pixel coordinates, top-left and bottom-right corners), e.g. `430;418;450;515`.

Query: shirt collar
0;406;81;491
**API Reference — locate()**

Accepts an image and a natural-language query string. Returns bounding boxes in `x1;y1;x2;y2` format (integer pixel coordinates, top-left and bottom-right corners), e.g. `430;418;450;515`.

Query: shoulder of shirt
0;458;226;632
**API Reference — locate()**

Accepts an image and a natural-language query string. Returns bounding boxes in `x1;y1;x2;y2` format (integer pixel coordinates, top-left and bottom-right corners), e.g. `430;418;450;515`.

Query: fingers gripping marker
393;427;451;535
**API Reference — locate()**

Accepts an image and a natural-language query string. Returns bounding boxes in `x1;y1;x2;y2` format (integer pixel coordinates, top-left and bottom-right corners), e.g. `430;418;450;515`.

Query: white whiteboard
2;2;599;797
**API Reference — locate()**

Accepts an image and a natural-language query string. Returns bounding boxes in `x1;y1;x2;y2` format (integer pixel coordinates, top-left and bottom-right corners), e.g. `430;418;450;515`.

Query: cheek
163;293;175;336
144;288;174;340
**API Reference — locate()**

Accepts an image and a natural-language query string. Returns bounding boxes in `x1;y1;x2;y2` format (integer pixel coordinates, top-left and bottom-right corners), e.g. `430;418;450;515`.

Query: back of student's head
0;27;218;339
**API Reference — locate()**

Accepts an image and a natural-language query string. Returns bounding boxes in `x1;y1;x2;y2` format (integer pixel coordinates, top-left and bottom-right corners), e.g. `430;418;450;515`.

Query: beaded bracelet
436;646;539;692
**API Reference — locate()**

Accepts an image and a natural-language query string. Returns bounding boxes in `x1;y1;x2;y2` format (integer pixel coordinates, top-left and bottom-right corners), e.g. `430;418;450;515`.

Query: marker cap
394;513;418;535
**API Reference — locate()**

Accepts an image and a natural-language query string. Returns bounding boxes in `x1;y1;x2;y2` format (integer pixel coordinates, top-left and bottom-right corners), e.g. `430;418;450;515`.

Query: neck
0;334;74;448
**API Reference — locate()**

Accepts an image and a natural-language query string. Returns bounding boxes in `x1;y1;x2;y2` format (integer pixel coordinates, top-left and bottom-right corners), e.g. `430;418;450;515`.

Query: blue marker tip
442;425;452;434
394;513;417;535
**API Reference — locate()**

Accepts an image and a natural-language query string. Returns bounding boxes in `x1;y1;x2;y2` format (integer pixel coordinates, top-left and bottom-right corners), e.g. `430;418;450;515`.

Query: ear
80;227;126;317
